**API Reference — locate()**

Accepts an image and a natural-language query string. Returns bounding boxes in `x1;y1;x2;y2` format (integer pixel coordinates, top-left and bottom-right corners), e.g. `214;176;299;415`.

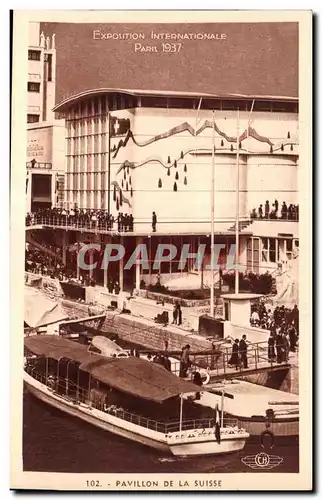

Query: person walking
228;339;240;370
239;334;248;369
152;211;157;232
179;344;191;378
172;304;178;325
268;331;276;360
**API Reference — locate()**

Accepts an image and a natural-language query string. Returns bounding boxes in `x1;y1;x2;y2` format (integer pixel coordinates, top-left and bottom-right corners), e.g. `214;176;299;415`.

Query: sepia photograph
10;9;312;491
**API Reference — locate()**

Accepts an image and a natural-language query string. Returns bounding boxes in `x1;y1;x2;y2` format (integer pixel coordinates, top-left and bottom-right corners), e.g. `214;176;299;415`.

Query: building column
103;236;109;288
89;251;94;280
135;236;142;290
119;236;124;292
62;231;67;266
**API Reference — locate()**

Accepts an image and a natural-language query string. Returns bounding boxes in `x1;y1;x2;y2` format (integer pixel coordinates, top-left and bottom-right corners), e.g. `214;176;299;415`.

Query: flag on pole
110;116;131;137
214;403;221;444
195;97;203;132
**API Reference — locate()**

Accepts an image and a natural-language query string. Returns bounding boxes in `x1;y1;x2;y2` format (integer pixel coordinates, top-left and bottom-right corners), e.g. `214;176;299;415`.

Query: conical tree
173;182;177;192
184;176;187;185
158;178;162;188
167;168;170;176
184;164;187;173
175;171;179;180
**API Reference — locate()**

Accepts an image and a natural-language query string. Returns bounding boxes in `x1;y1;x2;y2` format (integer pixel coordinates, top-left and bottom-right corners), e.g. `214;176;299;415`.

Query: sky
41;22;298;104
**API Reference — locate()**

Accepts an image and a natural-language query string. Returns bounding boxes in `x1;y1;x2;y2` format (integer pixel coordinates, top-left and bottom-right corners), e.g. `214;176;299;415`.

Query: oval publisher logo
241;452;283;470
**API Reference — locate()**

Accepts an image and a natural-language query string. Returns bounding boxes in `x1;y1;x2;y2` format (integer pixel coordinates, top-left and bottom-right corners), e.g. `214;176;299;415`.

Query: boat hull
227;414;299;437
24;372;249;457
169;436;247;456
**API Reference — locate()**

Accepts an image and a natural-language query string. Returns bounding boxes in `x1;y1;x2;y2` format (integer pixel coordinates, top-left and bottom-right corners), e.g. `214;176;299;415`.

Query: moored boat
24;335;249;457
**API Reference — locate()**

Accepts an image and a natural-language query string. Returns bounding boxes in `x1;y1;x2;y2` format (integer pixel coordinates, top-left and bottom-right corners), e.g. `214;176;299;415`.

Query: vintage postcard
10;9;312;491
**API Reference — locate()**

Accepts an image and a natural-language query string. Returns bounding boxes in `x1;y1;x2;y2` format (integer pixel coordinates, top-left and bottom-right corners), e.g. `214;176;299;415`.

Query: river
23;391;299;474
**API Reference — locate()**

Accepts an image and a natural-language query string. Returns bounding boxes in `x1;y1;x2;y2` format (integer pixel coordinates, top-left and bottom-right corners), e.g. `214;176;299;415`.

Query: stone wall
60;299;212;352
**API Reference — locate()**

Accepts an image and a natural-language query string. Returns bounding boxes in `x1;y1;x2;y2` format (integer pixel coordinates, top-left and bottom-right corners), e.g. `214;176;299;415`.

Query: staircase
228;219;254;232
26;232;61;260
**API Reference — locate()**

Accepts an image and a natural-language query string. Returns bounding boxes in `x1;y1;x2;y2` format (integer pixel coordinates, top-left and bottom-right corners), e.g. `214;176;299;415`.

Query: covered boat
24;335;249;456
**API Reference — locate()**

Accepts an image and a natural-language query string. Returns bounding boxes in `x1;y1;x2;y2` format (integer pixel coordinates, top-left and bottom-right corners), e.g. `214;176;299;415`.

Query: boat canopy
24;335;199;403
24;289;68;328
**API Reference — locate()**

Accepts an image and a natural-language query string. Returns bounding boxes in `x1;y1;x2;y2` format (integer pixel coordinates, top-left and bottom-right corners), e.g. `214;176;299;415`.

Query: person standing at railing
179;344;191;378
268;331;276;360
239;334;248;369
228;339;240;370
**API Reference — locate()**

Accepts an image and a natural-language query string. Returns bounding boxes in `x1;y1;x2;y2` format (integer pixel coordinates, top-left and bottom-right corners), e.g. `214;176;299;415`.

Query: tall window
261;238;277;263
28;82;40;93
28;50;41;61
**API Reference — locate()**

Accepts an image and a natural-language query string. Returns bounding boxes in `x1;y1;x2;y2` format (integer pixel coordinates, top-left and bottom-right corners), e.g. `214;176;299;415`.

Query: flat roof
53;87;298;113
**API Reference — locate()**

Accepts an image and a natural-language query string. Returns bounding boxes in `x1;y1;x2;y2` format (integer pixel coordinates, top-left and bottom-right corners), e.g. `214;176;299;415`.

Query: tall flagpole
210;111;215;317
235;108;240;294
107;113;111;214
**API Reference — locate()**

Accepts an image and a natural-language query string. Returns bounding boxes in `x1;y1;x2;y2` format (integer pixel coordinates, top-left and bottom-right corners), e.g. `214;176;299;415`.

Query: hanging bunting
270;145;273;153
116;198;119;211
184;164;187;173
129;176;132;185
158;178;162;188
287;131;291;139
230;144;234;151
124;170;126;179
167;168;170;176
175;171;179;180
221;139;224;147
281;144;284;151
239;142;242;149
184;176;187;185
113;185;116;201
127;166;130;174
167;156;171;164
174;160;177;168
180;151;184;159
290;144;294;151
173;182;177;192
130;187;133;197
121;179;124;188
126;182;128;191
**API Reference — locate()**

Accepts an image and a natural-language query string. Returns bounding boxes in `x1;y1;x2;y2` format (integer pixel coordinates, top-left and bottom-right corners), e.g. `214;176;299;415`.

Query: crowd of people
251;200;299;221
25;208;135;232
250;302;299;361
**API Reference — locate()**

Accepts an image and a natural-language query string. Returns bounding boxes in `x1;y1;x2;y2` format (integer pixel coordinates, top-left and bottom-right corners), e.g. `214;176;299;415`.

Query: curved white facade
60;92;298;234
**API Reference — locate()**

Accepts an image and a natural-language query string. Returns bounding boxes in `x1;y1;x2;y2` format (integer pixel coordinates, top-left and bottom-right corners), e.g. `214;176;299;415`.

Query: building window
27;114;40;123
28;50;41;61
261;237;277;263
44;53;52;81
28;82;40;93
286;239;293;260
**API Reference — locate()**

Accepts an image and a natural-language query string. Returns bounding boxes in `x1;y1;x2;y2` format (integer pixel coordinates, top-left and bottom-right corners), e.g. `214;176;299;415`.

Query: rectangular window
28;82;40;93
45;53;52;81
27;114;39;123
28;50;41;61
261;238;277;263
